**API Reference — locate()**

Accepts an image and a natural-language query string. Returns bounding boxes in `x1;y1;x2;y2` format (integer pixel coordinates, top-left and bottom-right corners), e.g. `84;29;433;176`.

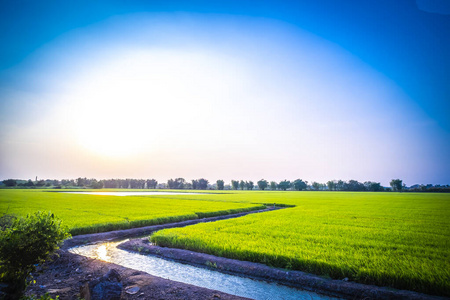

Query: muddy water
70;241;339;300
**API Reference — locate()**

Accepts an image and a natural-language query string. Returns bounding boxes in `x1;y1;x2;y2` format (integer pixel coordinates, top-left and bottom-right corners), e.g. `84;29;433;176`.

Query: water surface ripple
70;241;339;300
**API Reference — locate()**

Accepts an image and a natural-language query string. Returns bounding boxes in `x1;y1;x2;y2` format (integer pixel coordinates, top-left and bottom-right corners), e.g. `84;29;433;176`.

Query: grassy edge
69;204;266;236
149;210;449;297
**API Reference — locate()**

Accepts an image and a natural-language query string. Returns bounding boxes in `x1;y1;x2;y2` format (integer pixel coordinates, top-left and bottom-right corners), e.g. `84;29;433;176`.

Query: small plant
205;261;217;268
285;260;293;270
22;293;60;300
0;211;70;299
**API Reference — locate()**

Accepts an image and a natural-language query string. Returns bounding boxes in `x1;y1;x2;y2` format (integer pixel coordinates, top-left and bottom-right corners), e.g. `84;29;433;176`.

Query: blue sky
0;0;449;186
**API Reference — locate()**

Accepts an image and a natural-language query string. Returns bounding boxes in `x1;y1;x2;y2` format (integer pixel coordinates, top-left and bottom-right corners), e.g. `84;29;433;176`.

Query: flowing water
70;241;340;300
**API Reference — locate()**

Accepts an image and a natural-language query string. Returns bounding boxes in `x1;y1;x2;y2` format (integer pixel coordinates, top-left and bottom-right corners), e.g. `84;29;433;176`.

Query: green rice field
0;189;264;235
150;191;450;296
1;189;448;296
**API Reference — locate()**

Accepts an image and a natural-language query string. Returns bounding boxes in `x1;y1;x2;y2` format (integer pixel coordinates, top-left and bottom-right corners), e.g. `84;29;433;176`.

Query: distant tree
231;180;239;190
197;178;209;190
347;180;365;191
216;180;224;190
192;180;198;189
336;180;345;191
129;179;145;189
34;180;44;187
239;180;245;190
168;178;185;189
277;180;291;191
246;181;254;190
390;179;403;192
90;179;103;189
24;179;35;187
270;181;277;190
2;179;17;187
327;180;336;191
311;182;320;191
76;177;87;187
293;179;307;191
146;179;158;189
103;179;118;188
364;181;382;191
257;179;268;190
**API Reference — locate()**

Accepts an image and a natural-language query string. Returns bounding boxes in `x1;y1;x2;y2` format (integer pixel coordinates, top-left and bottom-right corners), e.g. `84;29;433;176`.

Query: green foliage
277;180;291;191
269;181;277;190
151;191;450;296
390;179;403;192
257;179;268;191
2;180;17;187
231;180;239;190
22;293;59;300
0;214;17;230
245;181;254;190
89;179;103;189
239;180;245;190
293;179;307;191
216;180;224;190
192;178;208;190
0;212;70;298
167;178;186;189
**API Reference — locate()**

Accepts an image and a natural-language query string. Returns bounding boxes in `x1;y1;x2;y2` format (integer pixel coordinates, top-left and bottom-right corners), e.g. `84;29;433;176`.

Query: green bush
0;212;70;299
22;293;59;300
0;214;17;231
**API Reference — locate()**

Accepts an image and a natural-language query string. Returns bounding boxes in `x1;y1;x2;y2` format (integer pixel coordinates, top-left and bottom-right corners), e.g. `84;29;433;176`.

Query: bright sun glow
69;49;244;158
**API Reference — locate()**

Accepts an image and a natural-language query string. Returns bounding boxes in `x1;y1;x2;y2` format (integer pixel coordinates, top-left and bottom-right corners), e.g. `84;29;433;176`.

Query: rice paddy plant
151;192;450;296
0;189;265;235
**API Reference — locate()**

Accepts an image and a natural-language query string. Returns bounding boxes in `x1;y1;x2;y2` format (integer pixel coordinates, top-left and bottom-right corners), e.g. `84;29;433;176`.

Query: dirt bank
25;249;250;300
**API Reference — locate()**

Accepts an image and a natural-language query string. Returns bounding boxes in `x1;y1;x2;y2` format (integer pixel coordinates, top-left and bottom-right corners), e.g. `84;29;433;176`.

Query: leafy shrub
0;212;70;299
22;293;59;300
0;214;17;231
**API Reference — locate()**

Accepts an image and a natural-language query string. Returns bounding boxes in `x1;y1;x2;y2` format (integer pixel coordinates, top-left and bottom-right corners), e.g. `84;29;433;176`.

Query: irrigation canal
70;239;339;300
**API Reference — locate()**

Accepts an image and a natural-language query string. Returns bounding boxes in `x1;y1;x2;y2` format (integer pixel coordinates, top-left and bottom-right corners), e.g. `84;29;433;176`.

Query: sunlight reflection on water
70;241;339;300
95;245;110;261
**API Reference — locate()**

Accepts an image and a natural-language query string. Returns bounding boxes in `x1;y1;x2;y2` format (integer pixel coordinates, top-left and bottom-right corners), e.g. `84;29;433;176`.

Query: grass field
150;191;450;296
1;189;449;296
0;189;265;235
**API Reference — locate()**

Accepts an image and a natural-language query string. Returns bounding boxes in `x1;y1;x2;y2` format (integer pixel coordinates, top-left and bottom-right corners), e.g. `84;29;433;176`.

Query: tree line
2;177;449;192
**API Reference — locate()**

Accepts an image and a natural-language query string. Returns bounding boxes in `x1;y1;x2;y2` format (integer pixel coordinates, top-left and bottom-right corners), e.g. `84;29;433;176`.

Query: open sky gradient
1;0;449;186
